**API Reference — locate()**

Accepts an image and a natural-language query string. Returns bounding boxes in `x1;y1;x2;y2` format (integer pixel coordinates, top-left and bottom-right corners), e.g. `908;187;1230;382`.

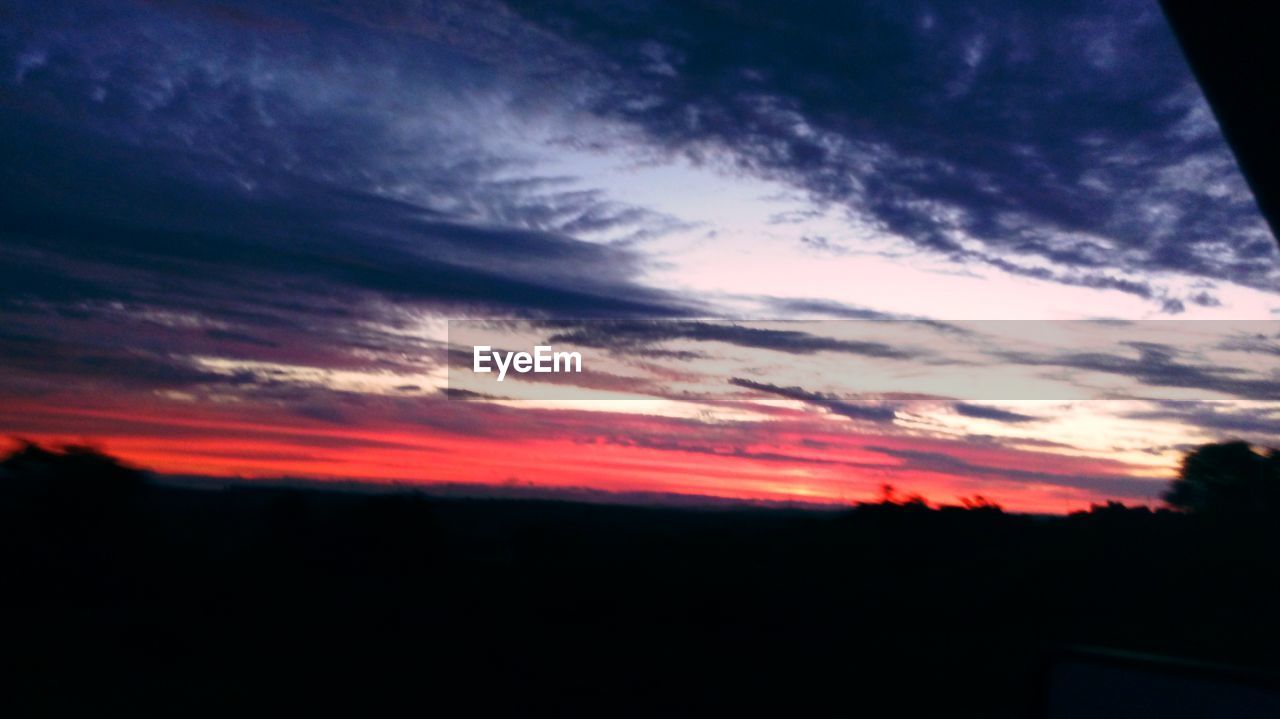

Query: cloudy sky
2;0;1278;512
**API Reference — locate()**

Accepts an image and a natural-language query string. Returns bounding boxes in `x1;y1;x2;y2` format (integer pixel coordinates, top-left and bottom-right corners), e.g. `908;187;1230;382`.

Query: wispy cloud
728;378;899;423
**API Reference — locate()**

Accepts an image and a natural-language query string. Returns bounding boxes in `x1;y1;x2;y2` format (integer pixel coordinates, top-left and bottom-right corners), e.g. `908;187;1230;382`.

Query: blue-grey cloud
729;378;899;423
1124;401;1280;441
953;402;1038;424
4;0;1276;408
543;319;922;359
501;0;1277;302
756;298;972;335
0;0;703;400
996;341;1280;399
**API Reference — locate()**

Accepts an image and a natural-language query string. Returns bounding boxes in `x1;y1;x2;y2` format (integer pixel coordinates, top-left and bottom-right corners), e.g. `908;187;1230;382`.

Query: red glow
0;391;1164;514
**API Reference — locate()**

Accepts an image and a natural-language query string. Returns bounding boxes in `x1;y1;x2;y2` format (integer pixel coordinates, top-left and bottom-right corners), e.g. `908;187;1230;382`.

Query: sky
2;0;1279;513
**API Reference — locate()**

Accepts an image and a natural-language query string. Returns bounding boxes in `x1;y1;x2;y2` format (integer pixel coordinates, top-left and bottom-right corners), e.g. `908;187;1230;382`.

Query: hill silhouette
3;440;1280;717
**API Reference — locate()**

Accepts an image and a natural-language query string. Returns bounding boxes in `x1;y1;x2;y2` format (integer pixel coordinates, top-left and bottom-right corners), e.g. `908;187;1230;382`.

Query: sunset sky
3;0;1279;513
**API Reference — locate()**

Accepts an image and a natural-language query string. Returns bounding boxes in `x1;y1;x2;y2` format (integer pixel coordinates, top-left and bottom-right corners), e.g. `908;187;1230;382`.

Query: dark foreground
3;477;1280;717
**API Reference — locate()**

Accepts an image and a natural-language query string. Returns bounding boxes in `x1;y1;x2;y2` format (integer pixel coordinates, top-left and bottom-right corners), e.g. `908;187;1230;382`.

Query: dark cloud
594;433;852;467
204;329;280;348
762;298;903;320
798;235;847;256
729;378;899;423
1189;291;1222;308
0;326;255;396
0;117;689;319
0;0;702;403
1124;401;1280;441
1215;333;1280;357
952;402;1038;423
503;0;1277;297
5;0;1274;346
996;341;1280;399
0;1;703;403
961;434;1074;450
3;0;1275;428
542;319;921;359
757;298;972;335
440;388;508;400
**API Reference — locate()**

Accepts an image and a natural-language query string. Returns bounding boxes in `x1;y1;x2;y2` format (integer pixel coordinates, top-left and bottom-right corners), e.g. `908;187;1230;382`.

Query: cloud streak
729;378;899;423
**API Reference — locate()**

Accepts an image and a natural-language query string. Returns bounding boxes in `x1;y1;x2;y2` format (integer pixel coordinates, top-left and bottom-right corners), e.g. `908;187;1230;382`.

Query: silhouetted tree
1165;441;1280;517
877;483;928;508
0;440;147;507
957;494;1003;513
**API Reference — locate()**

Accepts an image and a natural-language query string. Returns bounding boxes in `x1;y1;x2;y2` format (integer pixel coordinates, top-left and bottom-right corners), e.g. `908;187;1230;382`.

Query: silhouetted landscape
4;440;1280;717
